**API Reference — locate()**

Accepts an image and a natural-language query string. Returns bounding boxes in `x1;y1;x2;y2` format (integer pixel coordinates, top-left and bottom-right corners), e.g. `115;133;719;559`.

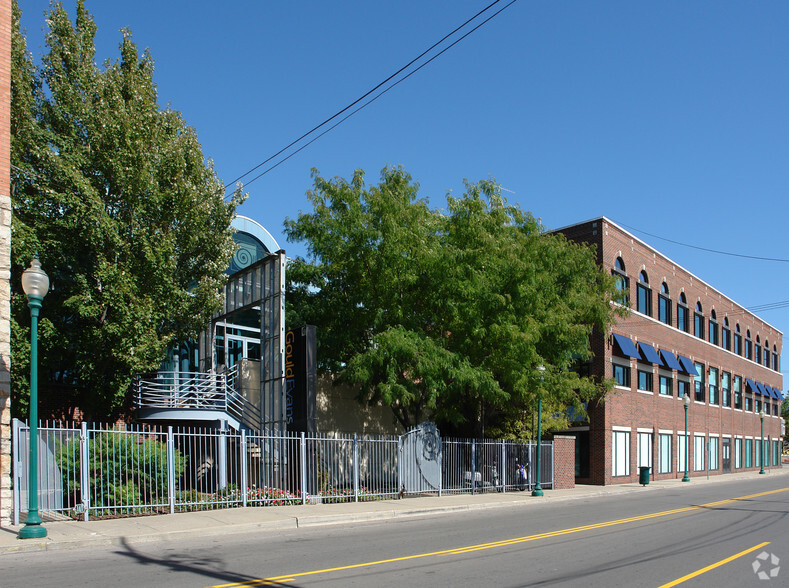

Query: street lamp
18;257;49;540
532;365;546;497
682;393;690;482
759;406;766;475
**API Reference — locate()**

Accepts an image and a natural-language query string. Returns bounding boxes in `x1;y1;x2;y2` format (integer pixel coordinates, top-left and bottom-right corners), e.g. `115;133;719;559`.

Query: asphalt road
3;476;787;588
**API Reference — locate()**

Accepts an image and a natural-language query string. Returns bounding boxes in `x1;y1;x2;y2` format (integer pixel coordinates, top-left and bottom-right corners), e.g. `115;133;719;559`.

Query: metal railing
12;419;553;523
133;367;262;432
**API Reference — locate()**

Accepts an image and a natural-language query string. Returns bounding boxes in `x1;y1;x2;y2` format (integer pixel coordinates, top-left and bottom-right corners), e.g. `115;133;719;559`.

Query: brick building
557;217;783;485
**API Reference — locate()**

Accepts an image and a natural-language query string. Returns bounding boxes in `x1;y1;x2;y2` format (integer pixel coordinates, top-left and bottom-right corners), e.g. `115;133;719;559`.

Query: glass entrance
722;437;731;473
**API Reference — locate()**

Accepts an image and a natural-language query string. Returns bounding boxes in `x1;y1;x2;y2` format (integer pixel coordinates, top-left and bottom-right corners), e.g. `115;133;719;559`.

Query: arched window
694;302;705;340
721;317;731;351
658;282;671;325
755;336;762;364
636;271;651;316
763;338;769;368
745;330;752;360
734;324;742;355
773;345;779;372
677;293;689;333
612;257;629;305
708;309;718;345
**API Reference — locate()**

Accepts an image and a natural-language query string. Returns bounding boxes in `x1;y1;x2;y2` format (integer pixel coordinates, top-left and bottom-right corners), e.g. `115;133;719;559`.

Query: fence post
167;426;175;515
300;432;307;505
11;418;21;525
241;430;248;508
471;439;476;496
218;421;228;491
550;441;555;489
501;441;506;493
397;436;403;498
438;435;442;497
80;422;89;521
353;433;359;503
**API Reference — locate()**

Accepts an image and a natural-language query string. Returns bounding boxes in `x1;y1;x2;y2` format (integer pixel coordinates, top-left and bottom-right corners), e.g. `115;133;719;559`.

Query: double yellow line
210;487;787;588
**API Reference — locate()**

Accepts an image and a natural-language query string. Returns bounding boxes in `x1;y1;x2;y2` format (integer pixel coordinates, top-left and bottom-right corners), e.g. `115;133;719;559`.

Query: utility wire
237;0;520;190
618;222;789;263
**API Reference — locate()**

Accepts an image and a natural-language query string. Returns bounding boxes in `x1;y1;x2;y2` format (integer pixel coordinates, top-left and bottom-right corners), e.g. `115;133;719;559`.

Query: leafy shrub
58;431;186;514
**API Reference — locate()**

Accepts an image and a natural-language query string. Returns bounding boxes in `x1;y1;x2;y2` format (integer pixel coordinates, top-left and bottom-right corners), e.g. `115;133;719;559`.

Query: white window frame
612;430;631;477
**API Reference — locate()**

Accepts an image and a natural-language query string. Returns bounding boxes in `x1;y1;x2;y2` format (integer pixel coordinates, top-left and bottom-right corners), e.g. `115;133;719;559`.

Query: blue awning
678;355;699;376
745;378;759;395
766;385;780;400
612;333;639;359
638;343;664;366
660;350;683;371
756;382;769;397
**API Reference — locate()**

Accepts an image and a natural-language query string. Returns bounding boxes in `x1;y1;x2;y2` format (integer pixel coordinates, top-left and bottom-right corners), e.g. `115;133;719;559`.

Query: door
722;437;732;473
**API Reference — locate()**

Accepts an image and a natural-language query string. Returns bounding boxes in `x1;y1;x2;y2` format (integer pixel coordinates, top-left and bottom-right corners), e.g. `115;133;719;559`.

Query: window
637;432;653;471
733;375;742;409
755;336;761;364
763;341;770;368
774;440;781;466
773;345;779;371
721;318;730;351
694;436;705;471
708;310;718;345
677;293;689;332
637;369;653;392
745;439;753;468
658;283;671;325
721;372;731;407
745;330;752;360
694;303;704;339
774;403;779;417
678;434;688;474
678;378;690;400
636;271;651;316
612;257;629;305
755;398;761;414
659;374;672;396
734;324;742;355
658;434;672;474
613;363;630;387
613;431;630;477
694;362;705;402
709;437;719;471
755;439;762;468
745;394;752;412
708;367;718;405
734;438;742;469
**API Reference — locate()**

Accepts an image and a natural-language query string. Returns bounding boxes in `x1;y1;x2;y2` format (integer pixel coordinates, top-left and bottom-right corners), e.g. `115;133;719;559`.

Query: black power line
224;0;519;192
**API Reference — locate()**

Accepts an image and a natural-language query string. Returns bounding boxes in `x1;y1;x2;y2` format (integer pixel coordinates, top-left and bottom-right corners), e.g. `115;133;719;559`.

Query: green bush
58;431;186;515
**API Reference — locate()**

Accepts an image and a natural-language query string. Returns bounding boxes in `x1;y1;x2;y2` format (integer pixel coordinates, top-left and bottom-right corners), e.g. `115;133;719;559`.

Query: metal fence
12;419;553;523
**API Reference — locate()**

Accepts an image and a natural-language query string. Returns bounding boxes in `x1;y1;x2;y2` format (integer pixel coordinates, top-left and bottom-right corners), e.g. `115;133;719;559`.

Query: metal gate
399;423;442;494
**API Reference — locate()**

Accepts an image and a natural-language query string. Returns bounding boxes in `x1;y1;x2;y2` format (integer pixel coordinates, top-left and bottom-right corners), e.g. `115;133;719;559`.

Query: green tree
285;167;620;435
11;1;242;419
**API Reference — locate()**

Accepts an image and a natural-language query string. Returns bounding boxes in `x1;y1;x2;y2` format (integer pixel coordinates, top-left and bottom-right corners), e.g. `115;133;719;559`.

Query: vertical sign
285;325;317;432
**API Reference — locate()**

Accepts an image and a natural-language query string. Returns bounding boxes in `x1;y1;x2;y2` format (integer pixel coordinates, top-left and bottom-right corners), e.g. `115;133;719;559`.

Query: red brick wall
558;218;783;485
552;435;576;489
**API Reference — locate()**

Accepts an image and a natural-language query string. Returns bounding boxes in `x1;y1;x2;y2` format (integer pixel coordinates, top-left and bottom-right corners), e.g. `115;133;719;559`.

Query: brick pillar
0;0;12;527
552;435;576;489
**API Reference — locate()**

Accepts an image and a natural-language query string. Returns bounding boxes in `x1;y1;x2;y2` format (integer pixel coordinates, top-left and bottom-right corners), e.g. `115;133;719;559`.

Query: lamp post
532;365;546;497
18;258;49;540
759;406;766;475
682;393;690;482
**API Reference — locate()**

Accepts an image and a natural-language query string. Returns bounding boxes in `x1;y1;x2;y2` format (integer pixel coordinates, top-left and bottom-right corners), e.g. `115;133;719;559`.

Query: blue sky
19;1;789;381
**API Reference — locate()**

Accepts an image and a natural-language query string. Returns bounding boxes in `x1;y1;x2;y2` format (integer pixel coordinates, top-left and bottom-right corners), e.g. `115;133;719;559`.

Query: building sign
285;326;317;432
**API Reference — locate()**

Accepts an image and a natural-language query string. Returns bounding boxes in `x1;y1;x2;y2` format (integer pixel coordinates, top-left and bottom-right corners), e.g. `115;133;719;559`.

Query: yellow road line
207;487;787;588
657;541;770;588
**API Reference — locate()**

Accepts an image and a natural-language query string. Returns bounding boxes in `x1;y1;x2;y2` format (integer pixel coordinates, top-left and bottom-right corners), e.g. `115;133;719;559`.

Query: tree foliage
11;1;242;419
285;167;620;435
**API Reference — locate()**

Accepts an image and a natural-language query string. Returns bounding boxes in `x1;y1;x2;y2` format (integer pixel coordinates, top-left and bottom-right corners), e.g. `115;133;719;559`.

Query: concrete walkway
2;468;787;555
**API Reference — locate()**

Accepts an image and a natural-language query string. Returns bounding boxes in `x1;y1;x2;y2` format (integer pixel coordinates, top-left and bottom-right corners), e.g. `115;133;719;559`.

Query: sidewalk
2;468;787;555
